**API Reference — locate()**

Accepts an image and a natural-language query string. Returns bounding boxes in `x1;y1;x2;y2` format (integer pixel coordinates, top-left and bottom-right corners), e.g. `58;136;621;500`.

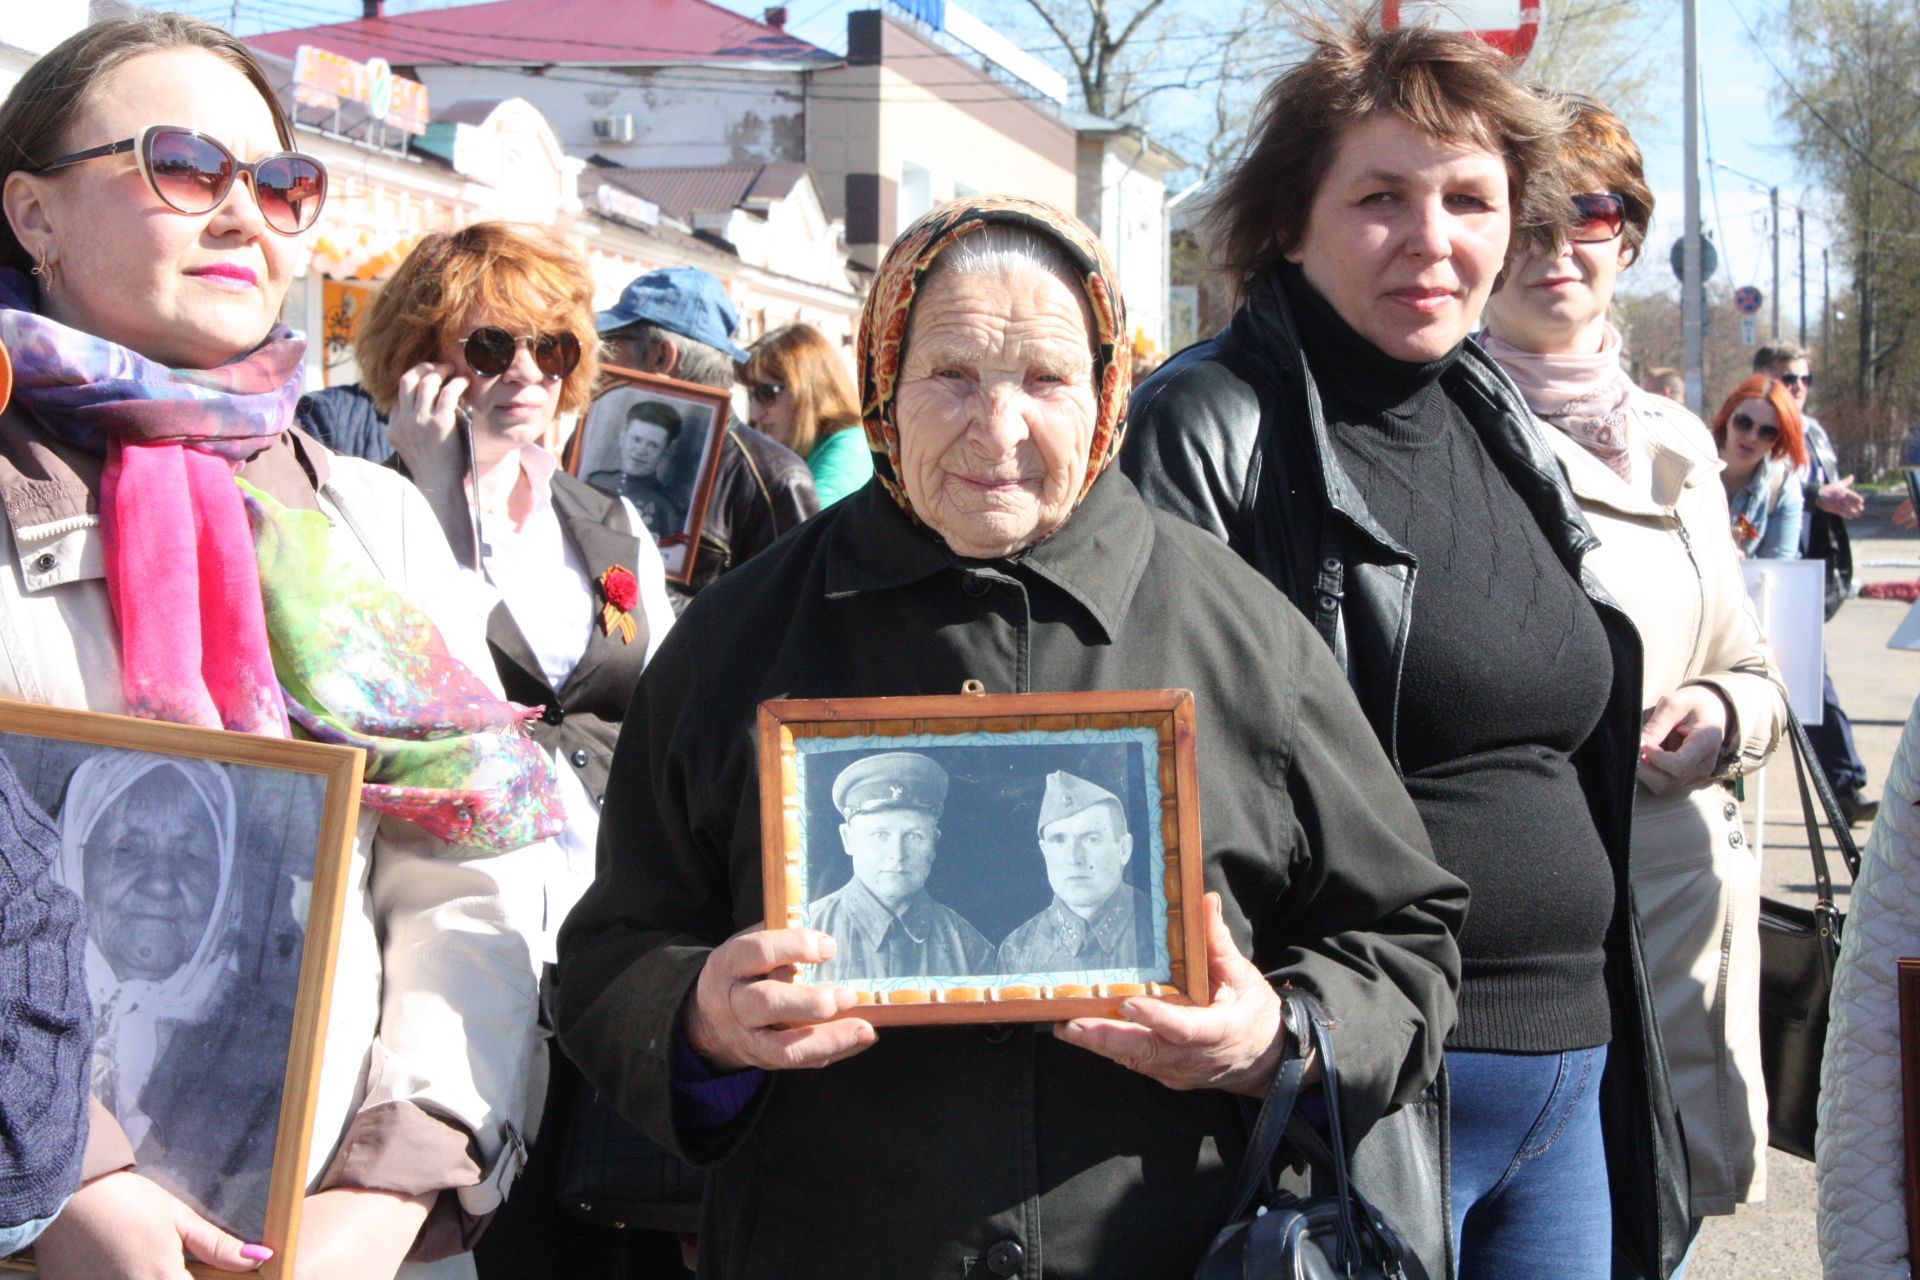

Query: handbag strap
1785;707;1862;892
1223;992;1365;1262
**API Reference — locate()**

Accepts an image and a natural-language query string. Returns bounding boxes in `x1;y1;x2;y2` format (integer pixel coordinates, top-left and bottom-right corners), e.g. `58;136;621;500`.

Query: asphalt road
1690;493;1920;1279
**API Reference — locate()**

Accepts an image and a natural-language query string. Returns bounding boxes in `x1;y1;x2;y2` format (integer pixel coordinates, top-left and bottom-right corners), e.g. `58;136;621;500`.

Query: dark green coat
554;470;1465;1280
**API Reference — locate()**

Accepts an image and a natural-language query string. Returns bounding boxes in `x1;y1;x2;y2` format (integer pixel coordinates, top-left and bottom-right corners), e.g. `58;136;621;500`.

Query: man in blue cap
808;752;993;982
597;267;817;605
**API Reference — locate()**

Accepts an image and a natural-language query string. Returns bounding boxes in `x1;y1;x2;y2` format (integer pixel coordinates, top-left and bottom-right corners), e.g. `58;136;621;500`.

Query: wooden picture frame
566;364;731;585
0;701;361;1280
757;689;1207;1026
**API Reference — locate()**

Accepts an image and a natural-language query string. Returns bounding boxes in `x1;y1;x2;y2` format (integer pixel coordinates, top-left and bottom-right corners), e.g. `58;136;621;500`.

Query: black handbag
1197;992;1417;1280
1758;709;1862;1161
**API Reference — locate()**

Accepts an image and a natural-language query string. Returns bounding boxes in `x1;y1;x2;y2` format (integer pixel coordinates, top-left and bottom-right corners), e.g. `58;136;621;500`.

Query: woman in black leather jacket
1122;18;1688;1280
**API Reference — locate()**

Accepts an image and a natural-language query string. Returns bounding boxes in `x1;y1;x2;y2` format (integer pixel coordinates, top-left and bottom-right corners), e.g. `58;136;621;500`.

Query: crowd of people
0;8;1908;1280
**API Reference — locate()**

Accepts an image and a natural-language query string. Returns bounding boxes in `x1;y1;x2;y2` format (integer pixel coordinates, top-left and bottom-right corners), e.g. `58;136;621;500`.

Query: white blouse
480;444;675;952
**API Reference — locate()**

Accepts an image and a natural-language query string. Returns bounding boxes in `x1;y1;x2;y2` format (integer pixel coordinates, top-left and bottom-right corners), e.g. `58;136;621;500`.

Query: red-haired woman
1712;373;1810;558
360;221;681;1277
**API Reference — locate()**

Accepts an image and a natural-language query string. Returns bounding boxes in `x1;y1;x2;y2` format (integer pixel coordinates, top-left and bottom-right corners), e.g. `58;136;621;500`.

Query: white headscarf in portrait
51;753;240;1146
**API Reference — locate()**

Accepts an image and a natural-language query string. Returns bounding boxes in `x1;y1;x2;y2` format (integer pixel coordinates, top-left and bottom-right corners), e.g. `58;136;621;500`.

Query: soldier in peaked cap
997;770;1156;975
810;752;992;982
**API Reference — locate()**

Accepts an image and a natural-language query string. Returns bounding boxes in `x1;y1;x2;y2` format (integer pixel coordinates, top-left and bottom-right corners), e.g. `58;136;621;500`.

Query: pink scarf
0;270;563;851
1481;324;1637;480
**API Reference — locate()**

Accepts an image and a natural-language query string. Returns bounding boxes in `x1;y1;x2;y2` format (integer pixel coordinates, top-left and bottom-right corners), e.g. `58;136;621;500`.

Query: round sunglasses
1569;191;1627;244
458;327;582;381
34;125;327;236
1729;412;1780;440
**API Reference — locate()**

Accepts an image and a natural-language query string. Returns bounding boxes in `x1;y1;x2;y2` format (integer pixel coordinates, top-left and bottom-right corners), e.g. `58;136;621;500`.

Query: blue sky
183;0;1820;312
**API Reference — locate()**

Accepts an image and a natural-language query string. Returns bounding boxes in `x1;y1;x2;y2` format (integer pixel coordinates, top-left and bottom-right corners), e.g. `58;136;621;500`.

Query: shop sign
592;183;660;228
294;45;431;135
321;279;375;384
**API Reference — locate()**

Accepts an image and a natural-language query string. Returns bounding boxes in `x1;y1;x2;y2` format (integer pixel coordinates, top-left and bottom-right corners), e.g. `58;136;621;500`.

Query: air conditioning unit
592;114;635;143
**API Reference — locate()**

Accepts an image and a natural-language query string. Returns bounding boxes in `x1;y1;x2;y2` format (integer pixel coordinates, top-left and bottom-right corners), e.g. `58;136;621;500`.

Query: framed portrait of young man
757;689;1208;1026
567;366;730;585
0;701;360;1280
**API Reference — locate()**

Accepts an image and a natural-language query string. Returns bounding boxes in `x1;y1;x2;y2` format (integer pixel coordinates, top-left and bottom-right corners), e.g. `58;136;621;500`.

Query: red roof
594;163;810;220
248;0;835;68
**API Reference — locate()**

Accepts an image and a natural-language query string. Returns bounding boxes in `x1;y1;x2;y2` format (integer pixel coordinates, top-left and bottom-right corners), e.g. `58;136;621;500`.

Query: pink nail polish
241;1244;273;1262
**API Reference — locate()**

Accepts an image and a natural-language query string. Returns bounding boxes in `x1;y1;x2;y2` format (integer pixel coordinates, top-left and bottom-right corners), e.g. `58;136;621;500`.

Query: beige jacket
1542;387;1787;1216
0;410;546;1278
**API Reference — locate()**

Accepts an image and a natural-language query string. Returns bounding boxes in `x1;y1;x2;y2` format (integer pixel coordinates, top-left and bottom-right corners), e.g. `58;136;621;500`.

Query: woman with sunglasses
356;222;679;1280
1712;375;1809;561
740;323;872;508
1481;96;1786;1273
0;15;560;1280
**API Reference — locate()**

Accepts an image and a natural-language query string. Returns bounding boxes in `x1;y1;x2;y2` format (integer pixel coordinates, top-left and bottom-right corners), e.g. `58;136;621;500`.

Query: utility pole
1770;185;1781;341
1822;247;1831;375
1798;207;1807;347
1682;0;1704;414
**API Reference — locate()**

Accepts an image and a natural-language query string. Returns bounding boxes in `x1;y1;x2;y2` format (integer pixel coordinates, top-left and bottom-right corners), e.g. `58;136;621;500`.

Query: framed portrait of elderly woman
565;365;730;585
0;701;359;1280
757;689;1208;1026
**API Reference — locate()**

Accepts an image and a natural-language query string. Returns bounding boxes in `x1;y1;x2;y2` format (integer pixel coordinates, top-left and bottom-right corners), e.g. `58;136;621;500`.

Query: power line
1723;0;1920;206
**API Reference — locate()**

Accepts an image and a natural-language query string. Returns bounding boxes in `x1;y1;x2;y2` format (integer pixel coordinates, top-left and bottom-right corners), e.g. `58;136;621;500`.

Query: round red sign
1380;0;1543;64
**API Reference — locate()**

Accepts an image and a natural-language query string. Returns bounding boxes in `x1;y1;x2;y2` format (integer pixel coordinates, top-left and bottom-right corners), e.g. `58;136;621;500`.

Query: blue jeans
1449;1046;1611;1280
1806;659;1867;794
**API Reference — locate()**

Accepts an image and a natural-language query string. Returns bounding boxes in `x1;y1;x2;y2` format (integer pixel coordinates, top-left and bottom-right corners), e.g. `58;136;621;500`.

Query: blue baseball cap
596;267;750;361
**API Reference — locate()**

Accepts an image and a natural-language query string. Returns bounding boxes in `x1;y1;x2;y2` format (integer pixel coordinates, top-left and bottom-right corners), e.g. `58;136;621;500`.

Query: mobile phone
455;401;484;570
1905;467;1920;523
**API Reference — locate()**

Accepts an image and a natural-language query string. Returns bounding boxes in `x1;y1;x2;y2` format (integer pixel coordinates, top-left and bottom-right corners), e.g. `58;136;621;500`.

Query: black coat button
570;749;589;768
542;704;565;725
962;573;992;598
985;1240;1024;1276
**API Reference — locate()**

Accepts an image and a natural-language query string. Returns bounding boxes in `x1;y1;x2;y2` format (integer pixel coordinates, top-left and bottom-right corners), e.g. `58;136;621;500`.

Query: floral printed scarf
856;196;1132;533
0;270;560;851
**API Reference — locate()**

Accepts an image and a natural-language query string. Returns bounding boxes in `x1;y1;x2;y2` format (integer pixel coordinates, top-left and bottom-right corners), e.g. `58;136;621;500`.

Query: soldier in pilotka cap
809;752;993;982
997;770;1156;974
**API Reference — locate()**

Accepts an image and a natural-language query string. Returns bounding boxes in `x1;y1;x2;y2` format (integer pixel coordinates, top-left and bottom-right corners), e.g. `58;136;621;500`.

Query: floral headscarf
857;197;1132;531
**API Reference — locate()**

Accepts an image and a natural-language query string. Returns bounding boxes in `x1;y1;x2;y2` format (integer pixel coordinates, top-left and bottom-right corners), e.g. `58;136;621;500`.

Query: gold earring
29;247;55;287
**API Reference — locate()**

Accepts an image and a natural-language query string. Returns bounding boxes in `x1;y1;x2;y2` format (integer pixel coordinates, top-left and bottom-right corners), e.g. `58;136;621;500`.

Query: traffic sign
1741;315;1758;346
1670;234;1720;283
1733;285;1764;316
1380;0;1542;64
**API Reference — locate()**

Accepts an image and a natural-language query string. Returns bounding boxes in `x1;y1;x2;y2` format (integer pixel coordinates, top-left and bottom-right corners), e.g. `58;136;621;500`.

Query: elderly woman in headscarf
50;755;284;1237
554;196;1466;1279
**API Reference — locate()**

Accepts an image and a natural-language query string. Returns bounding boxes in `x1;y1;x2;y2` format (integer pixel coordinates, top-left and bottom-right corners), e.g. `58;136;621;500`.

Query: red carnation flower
600;565;639;612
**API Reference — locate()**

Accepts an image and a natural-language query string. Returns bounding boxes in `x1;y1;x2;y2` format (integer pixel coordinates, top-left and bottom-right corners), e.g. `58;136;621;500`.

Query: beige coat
0;414;547;1279
1540;387;1787;1216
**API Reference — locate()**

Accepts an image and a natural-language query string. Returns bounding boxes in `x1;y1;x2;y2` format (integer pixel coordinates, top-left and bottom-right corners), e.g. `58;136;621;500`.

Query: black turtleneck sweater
1284;265;1615;1053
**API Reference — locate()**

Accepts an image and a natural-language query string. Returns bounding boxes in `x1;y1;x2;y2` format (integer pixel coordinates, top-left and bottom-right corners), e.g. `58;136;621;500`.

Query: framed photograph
757;689;1207;1026
0;701;360;1280
567;365;730;584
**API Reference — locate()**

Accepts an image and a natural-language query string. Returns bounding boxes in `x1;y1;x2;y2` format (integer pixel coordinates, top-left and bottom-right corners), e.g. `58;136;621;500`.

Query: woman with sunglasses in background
356;221;679;1280
1481;95;1786;1276
1713;374;1809;561
739;323;872;508
0;16;562;1280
